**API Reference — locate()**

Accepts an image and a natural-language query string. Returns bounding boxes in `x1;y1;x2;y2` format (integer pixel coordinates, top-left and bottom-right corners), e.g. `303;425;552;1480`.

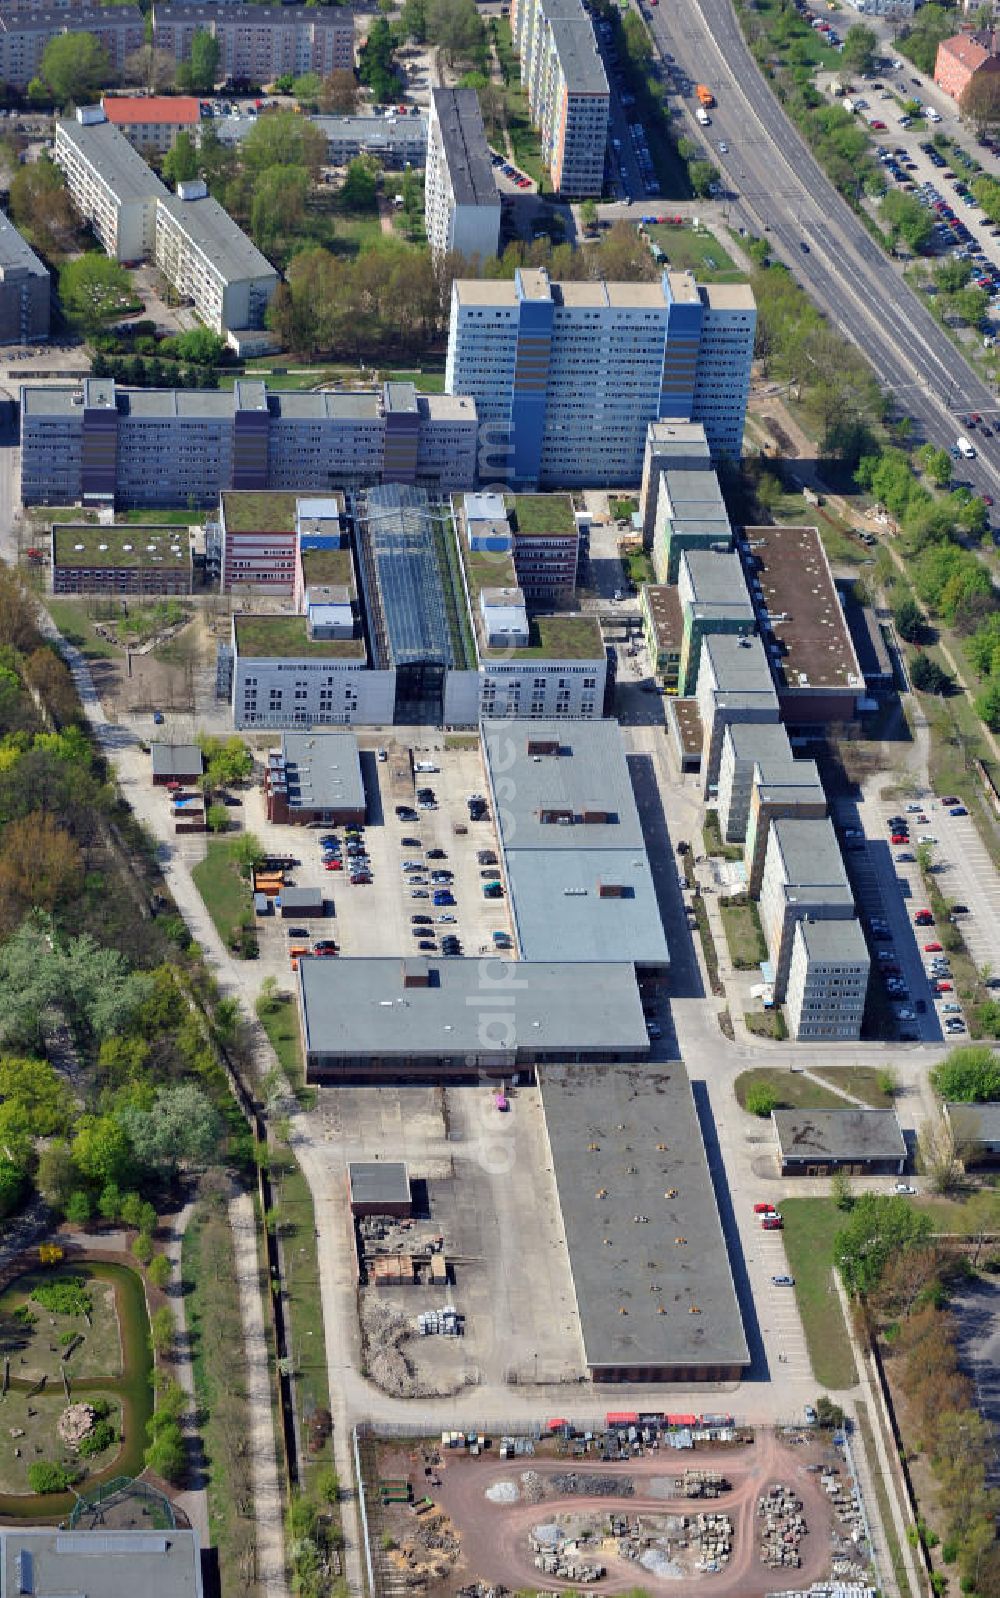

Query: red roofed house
101;96;201;154
934;30;1000;101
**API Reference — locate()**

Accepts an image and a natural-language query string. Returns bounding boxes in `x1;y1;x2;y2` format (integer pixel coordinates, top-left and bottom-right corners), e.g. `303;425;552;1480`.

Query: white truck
956;435;976;459
695;106;711;126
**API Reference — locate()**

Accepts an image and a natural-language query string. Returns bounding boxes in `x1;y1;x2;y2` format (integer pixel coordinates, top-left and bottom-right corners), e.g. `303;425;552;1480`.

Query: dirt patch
360;1297;467;1399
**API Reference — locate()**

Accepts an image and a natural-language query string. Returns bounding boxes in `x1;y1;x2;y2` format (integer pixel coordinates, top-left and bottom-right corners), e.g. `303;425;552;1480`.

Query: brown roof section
740;525;864;692
644;584;683;650
670;697;703;756
104;96;201;126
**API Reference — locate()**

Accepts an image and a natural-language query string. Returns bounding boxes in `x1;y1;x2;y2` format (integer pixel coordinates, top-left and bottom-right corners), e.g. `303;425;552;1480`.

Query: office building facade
785;917;869;1042
153;3;355;80
0;210;49;344
446;267;755;488
425;89;500;263
19;379;478;509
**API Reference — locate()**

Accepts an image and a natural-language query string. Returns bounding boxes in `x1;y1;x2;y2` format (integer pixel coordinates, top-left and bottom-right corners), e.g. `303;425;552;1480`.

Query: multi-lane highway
641;0;1000;502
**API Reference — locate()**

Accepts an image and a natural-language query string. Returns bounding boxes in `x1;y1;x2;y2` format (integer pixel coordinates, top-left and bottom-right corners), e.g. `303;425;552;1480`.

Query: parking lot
246;739;513;977
916;808;1000;978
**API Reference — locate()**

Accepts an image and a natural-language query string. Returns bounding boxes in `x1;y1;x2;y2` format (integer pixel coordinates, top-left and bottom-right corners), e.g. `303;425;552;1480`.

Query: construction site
357;1424;875;1598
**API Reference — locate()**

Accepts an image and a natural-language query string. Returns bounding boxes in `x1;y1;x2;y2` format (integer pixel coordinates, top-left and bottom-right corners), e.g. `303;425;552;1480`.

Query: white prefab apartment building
785;916;870;1042
758;816;858;1003
445;267;756;488
55;112;277;335
424;89;500;263
155;180;278;336
0;2;145;89
153;2;355;80
512;0;608;196
55;107;168;263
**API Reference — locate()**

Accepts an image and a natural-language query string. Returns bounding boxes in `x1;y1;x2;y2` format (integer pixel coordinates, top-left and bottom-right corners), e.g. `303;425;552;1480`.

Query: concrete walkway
230;1190;290;1598
162;1199;210;1547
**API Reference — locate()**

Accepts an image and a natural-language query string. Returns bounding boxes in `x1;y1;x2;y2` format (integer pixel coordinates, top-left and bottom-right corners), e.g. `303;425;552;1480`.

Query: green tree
880;191;933;253
35;1141;76;1211
916;442;952;488
910;652;952;695
9;157;76;258
206;803;229;834
0;1158;27;1218
426;0;486;67
149;1304;174;1356
930;1045;1000;1103
28;1462;76;1494
41;32;111;107
98;1181;123;1222
745;1083;777;1117
841;23;877;74
251;164;310;247
177;28;220;94
579;197;598;231
162;131;199;186
242;110;326;182
949;285;990;327
340;156;378;212
359;16;398;103
835;1193;933;1295
831;1168;854;1211
65;1189;92;1226
233;833;266;877
689;160;720;198
0;1055;71;1138
117;1082;222;1177
144;1420;186;1482
59;254;134;333
894;596;925;643
320;68;360;115
293;72;324;109
935;255;973;294
960;71;1000;132
976;680;1000;731
148;1253;172;1290
399;0;428;39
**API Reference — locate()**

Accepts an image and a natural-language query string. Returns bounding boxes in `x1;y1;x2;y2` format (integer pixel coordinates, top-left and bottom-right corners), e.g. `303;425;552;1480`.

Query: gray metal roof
280;886;325;911
769;816;850;897
0;1528;203;1598
540;1063;749;1376
349;1161;411;1207
700;634;775;695
157;191;276;287
548;14;609;94
299;958;648;1060
724;721;793;768
660;465;730;521
482;720;645;852
505;848;668;966
431;88;498;207
276;731;364;814
0;4;142;34
150;743;204;778
56;117;169;205
794;915;869;964
0;209;47;279
680;549;754;614
944;1102;1000;1147
773;1108;905;1165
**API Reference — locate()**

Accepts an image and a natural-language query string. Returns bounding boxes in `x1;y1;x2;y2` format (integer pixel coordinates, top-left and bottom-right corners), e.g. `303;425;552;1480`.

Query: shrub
31;1277;92;1317
147;1253;172;1290
27;1461;76;1493
745;1084;777;1117
144;1419;185;1483
78;1417;117;1458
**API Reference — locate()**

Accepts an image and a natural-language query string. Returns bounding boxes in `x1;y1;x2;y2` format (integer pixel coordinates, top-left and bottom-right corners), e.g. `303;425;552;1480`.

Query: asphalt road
639;0;1000;498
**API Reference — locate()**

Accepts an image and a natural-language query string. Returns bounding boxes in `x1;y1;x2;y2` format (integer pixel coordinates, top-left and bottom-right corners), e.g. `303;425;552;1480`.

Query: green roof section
506;493;577;537
454;519;603;662
221;491;299;533
53;524;192;569
300;546;356;595
234;614;366;660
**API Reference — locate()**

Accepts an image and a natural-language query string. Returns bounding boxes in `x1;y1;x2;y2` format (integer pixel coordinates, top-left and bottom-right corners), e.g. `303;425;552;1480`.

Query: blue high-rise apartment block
445;266;756;489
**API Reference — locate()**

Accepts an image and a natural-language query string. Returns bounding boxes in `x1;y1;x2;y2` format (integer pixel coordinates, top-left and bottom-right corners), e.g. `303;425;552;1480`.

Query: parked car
771;1275;795;1286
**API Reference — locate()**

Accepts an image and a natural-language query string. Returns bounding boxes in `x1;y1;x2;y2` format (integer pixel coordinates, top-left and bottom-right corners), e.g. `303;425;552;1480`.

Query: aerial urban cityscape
1;0;1000;1596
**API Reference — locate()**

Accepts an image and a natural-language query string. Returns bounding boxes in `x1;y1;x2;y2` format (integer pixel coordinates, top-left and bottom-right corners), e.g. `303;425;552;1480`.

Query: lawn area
272;1153;334;1492
0;1389;122;1496
192;840;251;950
493;18;547;188
703;810;743;861
622;549;654;587
0;1274;122;1383
720;901;766;970
780;1198;858;1391
646;224;744;283
734;1068;847;1113
744;1008;788;1040
44;599;117;660
812;1067;898;1108
258;994;307;1101
219;368;344;392
385;367;446;394
913;1194;974;1234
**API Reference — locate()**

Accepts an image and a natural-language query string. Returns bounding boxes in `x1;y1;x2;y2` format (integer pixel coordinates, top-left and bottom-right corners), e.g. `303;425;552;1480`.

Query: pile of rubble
758;1483;807;1570
549;1472;634;1497
820;1463;866;1541
694;1511;733;1572
675;1468;730;1499
360;1297;461;1398
533;1551;603;1583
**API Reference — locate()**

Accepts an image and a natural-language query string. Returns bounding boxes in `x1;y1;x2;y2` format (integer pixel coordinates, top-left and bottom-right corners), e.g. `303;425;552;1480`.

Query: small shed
279;887;325;920
348;1161;412;1218
944;1102;1000;1169
151;743;204;786
772;1108;906;1176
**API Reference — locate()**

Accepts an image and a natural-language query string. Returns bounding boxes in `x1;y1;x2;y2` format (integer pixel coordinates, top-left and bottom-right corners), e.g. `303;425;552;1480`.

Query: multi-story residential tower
424;89;500;263
758;816;857;1002
55;108;168;263
153;3;355;81
446;267;755;487
513;0;608;195
785;917;869;1042
0;211;49;344
0;2;144;89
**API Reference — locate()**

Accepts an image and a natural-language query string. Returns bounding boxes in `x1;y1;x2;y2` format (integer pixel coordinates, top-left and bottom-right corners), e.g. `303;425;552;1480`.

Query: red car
983;494;994;507
870;119;887;130
934;980;954;992
753;1202;777;1214
923;941;943;952
323;859;342;871
939;795;960;806
762;1215;784;1230
891;832;908;844
914;911;933;925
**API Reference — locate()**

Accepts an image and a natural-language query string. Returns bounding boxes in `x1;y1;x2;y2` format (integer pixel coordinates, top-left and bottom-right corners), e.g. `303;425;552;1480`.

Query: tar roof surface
725;721;793;767
669;697;703;755
431;88;498;207
0;209;47;276
278;730;364;812
482;719;645;851
298;958;648;1058
540;1063;749;1374
680;549;754;615
945;1102;1000;1144
643;584;683;649
769;816;851;894
0;1528;203;1598
349;1161;411;1205
700;633;775;696
505;848;669;966
234;614;365;660
772;1108;905;1163
794;916;869;962
740;526;864;691
157;191;277;285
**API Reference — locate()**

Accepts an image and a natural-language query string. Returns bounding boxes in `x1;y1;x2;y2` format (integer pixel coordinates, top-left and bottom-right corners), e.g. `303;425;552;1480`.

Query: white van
926;106;942;124
956;435;976;459
414;761;439;773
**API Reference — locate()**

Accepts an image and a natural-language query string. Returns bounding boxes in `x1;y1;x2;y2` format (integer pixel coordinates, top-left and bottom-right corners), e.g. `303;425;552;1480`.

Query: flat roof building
640;583;683;692
0;209;50;345
785;915;869;1042
639;421;731;581
738;525;865;726
55;109;169;262
445;268;756;488
103;94;201;153
264;730;365;826
297;956;649;1081
0;3;144;89
150;743;204;784
677;549;755;697
348;1161;412;1217
695;632;779;798
717;721;801;844
425;88;500;263
155;179;278;336
153;3;355;80
20;379;477;509
51;521;194;594
0;1527;203;1598
666;696;703;773
482;720;670;971
773;1107;905;1175
758;816;857;1002
943;1102;1000;1168
744;742;827;899
540;1063;750;1383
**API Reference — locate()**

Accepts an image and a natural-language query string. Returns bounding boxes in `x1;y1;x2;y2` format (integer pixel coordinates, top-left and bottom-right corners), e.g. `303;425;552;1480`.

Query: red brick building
935;29;1000;101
